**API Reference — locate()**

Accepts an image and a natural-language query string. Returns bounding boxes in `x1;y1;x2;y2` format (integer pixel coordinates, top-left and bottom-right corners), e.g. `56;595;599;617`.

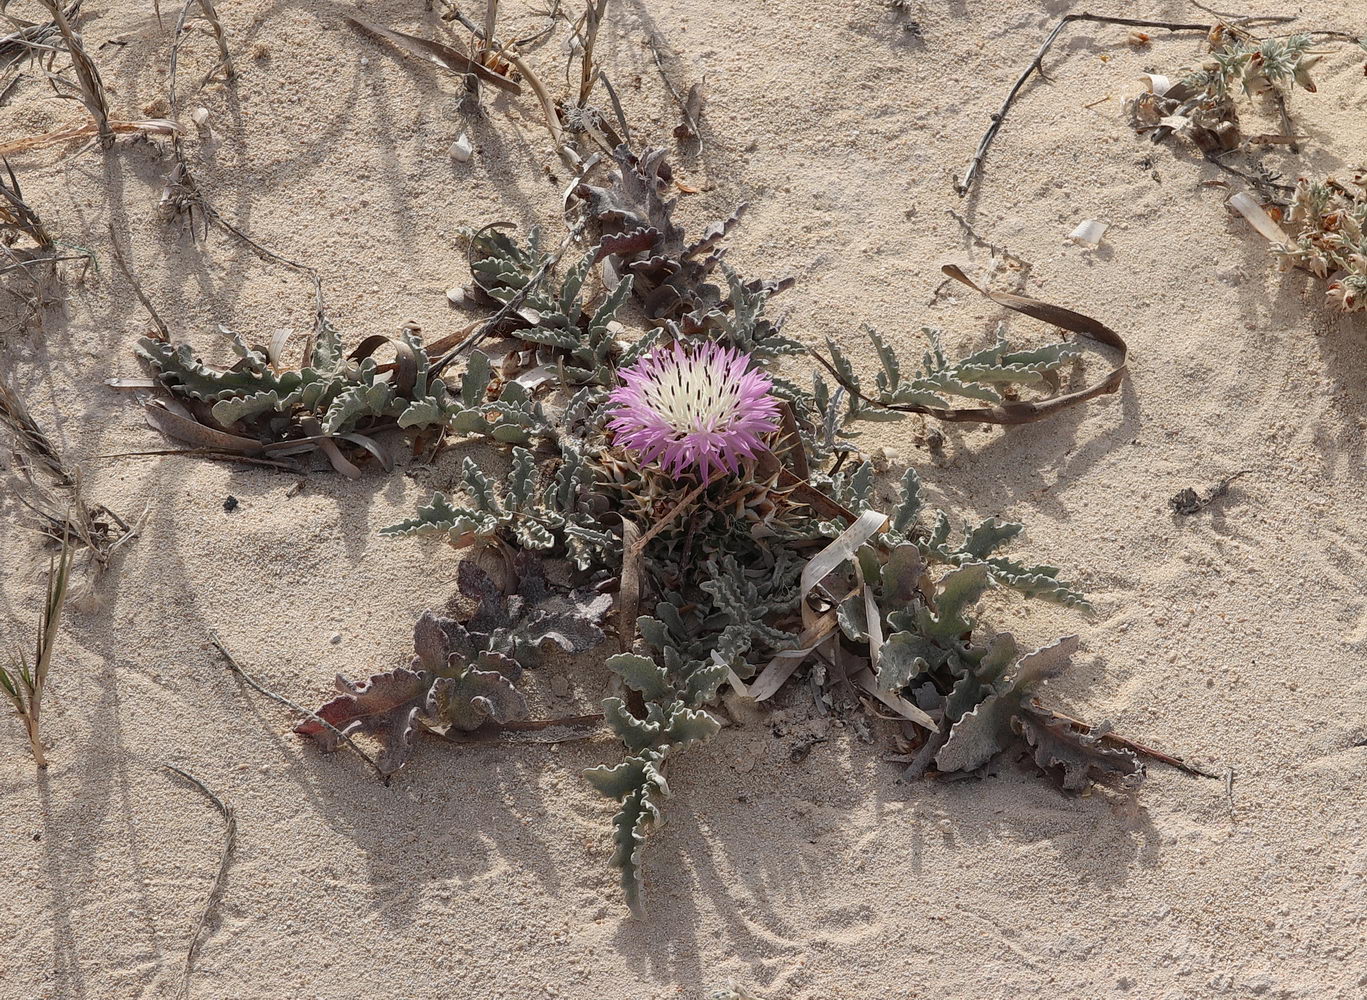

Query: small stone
222;495;238;512
191;106;210;127
329;632;342;645
449;132;473;162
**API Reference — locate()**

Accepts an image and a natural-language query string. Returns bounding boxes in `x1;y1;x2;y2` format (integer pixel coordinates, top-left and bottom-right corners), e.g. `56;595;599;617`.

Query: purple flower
606;341;780;480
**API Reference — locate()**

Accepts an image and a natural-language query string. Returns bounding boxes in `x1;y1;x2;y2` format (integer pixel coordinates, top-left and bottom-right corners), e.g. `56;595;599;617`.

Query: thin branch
1187;2;1295;28
209;630;391;783
956;13;1216;197
162;764;236;1000
105;223;169;341
946;208;1032;285
162;156;336;358
1043;706;1221;778
645;32;700;145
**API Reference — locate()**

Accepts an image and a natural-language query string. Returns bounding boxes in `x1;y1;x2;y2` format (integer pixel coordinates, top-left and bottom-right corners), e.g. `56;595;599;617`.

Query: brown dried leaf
1014;706;1143;790
672;81;704;141
296;667;427;775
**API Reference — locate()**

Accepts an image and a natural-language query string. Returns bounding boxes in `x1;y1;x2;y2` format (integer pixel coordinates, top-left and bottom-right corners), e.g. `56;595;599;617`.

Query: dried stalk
575;0;609;107
479;0;498;61
163;765;236;1000
37;0;113;148
0;535;74;768
1043;706;1220;779
0;118;178;157
956;13;1216;196
169;0;234;112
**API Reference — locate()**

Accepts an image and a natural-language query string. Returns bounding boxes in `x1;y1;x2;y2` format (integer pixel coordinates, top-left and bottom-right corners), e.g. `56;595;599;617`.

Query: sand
1;1;1365;997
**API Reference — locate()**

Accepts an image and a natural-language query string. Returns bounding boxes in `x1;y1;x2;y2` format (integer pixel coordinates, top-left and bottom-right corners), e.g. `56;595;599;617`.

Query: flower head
607;341;780;480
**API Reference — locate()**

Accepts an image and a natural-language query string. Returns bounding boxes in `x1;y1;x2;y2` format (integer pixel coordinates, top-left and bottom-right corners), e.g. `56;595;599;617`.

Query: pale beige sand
2;1;1365;997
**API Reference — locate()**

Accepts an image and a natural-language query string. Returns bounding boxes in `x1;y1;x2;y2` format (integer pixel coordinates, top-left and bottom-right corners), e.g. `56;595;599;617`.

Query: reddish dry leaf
296;667;427;775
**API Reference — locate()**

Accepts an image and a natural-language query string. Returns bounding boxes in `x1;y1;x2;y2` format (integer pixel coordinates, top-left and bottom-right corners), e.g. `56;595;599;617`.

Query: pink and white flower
606;341;780;480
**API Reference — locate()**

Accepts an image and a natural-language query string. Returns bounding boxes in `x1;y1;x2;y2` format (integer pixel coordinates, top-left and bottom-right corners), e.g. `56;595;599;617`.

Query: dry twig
163;764;236;1000
210;630;391;783
956;13;1216;196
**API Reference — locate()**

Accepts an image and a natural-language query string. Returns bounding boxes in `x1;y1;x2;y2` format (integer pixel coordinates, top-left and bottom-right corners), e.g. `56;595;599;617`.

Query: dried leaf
1014;707;1143;789
296;667;426;776
142;400;263;453
673;81;704;141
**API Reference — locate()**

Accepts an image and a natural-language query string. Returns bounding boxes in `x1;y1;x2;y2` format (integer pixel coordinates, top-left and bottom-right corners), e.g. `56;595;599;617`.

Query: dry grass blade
0;158;52;247
36;0;113;148
162;764;237;1000
0;159;84;311
167;0;234;113
11;481;141;576
0;118;179;157
0;534;74;768
1;7;68;72
0;379;72;483
344;16;522;94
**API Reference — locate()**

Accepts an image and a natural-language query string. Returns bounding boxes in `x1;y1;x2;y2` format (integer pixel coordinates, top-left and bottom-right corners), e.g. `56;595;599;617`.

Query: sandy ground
2;0;1365;997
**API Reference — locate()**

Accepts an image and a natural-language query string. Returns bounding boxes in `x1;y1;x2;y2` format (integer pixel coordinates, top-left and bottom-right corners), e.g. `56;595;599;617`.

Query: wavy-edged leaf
295;667;427;776
607;653;671;701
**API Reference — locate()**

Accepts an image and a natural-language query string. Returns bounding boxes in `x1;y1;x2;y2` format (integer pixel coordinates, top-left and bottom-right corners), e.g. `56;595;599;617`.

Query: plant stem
956;13;1215;196
480;0;498;59
25;712;47;768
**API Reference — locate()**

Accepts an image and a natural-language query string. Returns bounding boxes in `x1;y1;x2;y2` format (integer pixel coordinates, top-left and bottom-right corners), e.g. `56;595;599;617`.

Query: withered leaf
296;667;427;776
1014;706;1143;790
672;80;704;141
